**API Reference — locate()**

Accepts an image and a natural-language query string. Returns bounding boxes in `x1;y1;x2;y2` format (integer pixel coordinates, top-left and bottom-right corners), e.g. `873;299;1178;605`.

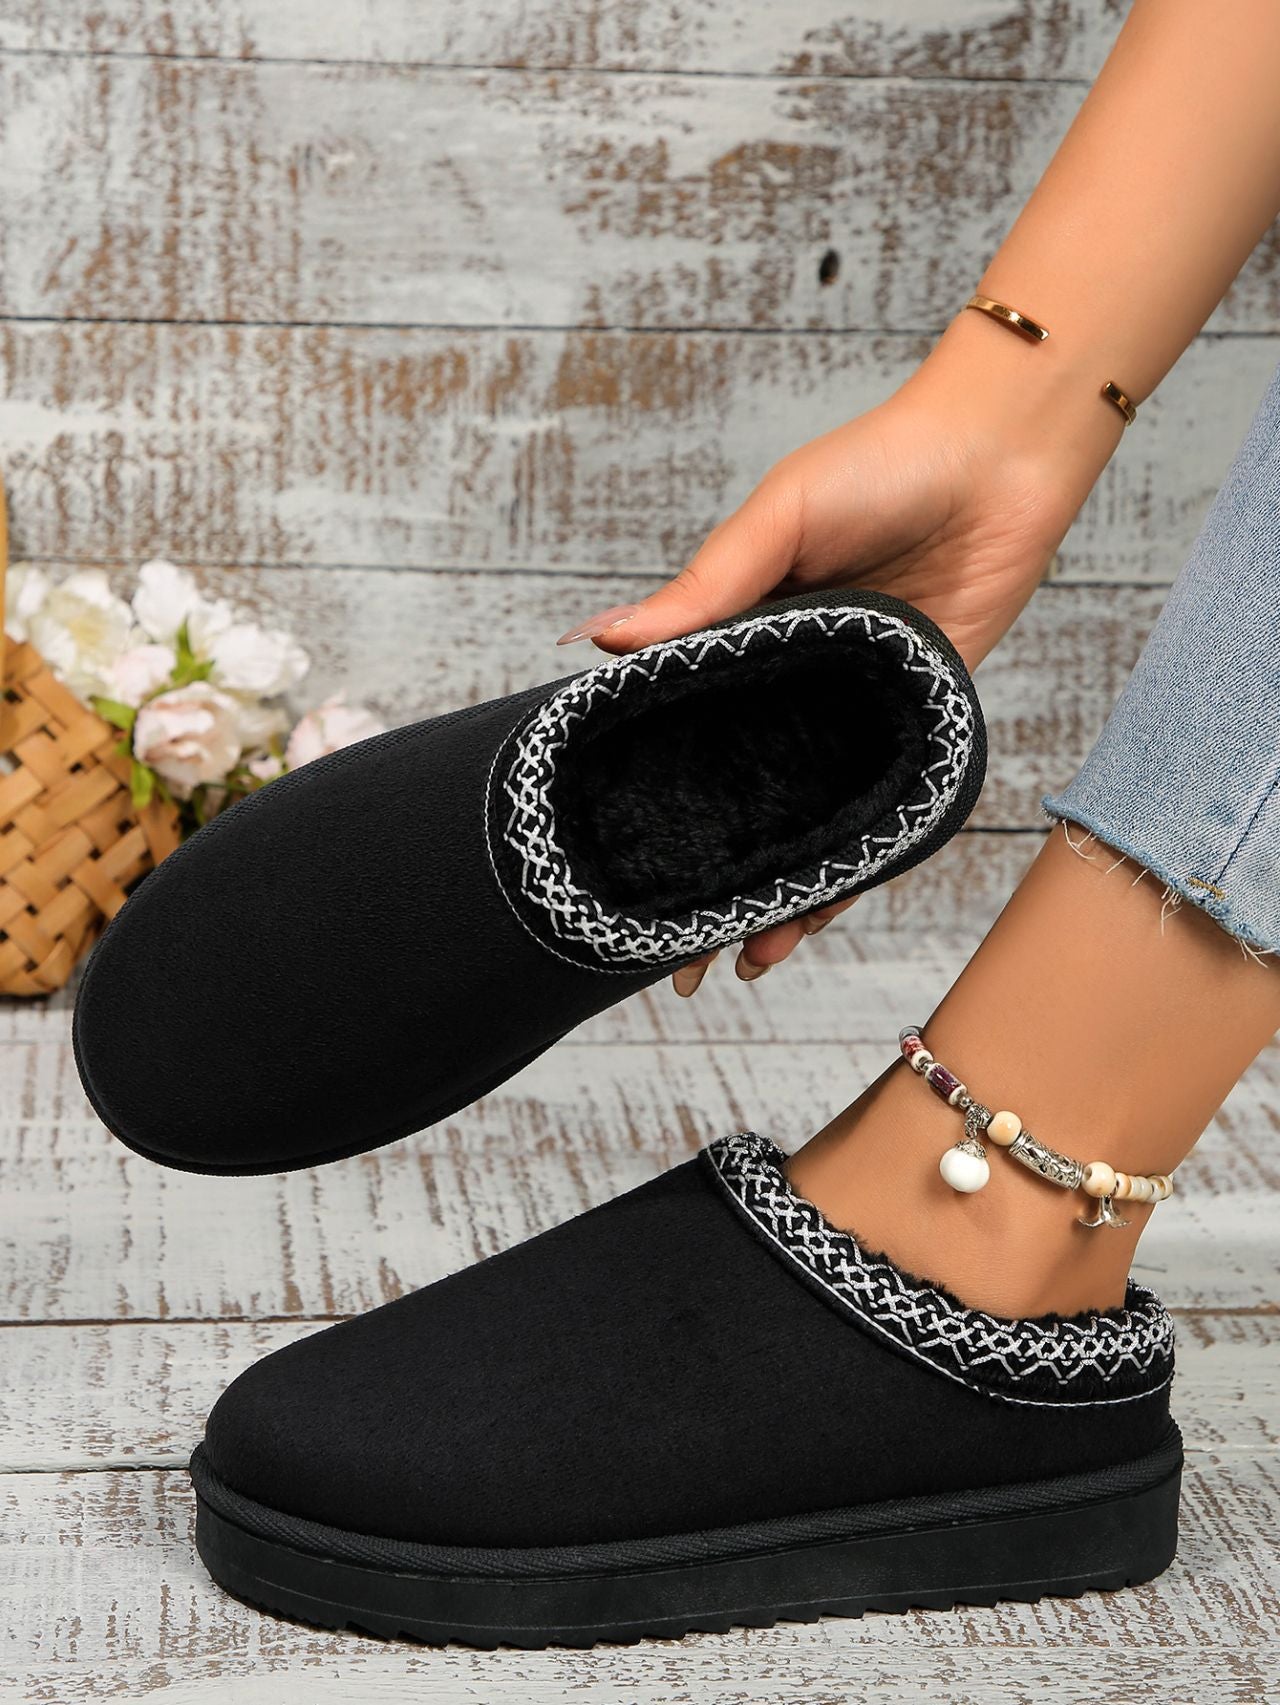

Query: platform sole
191;1428;1182;1649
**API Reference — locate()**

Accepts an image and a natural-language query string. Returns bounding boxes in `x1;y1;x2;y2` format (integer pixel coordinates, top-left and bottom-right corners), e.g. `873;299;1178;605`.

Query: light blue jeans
1045;360;1280;953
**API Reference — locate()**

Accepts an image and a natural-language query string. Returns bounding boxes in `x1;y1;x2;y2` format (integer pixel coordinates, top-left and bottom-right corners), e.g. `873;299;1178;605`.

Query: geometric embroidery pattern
499;605;977;967
708;1132;1176;1407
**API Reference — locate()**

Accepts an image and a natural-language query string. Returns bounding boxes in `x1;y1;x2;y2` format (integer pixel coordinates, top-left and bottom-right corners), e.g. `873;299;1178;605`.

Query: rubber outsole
191;1428;1182;1649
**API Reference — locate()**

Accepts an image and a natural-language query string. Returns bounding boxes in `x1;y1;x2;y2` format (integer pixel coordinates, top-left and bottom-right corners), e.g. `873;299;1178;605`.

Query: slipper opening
549;623;930;919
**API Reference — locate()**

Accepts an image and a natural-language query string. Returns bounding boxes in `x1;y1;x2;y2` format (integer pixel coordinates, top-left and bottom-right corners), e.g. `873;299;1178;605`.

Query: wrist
904;308;1124;513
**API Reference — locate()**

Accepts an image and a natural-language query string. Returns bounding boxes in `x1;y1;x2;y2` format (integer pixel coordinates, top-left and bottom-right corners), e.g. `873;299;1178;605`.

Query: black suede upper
73;590;985;1174
202;1137;1175;1550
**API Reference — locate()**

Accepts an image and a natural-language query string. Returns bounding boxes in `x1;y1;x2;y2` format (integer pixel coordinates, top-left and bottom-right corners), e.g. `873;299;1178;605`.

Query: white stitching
499;607;975;966
483;727;647;977
708;1133;1176;1408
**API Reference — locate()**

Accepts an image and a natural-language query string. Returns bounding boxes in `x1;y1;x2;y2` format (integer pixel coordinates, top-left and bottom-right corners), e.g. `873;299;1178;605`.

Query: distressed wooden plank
2;1457;1277;1698
2;1031;1278;1319
0;2;1133;81
4;1311;1275;1472
0;563;1166;830
0;1321;319;1471
1;56;1276;334
0;326;1268;580
4;1036;874;1322
9;1648;1278;1705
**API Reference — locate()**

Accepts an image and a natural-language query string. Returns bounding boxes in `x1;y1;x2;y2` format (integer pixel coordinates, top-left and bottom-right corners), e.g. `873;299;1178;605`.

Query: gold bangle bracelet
964;293;1141;426
964;293;1050;343
1101;380;1138;426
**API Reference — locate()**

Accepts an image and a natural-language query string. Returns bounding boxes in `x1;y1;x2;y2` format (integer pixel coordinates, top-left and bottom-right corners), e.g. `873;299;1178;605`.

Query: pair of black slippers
72;591;1181;1648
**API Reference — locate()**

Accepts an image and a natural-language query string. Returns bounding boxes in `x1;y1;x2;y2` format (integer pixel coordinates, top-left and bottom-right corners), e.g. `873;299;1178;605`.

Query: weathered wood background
3;3;1279;1700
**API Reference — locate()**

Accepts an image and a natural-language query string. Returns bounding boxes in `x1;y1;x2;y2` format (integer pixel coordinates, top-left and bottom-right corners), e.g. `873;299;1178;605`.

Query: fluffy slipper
191;1133;1181;1648
74;590;984;1172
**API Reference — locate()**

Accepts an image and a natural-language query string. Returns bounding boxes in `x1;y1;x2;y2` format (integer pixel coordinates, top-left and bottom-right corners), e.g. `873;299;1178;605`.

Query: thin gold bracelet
964;293;1050;343
964;294;1141;427
1101;379;1138;426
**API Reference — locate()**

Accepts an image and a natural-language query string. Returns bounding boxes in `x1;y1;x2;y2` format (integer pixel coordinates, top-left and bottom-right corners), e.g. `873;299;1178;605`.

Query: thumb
557;483;801;654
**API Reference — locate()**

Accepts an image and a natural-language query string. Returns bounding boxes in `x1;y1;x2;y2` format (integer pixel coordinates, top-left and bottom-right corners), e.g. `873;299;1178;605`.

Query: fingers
738;897;857;975
736;919;805;977
672;951;718;999
669;897;857;996
558;479;802;654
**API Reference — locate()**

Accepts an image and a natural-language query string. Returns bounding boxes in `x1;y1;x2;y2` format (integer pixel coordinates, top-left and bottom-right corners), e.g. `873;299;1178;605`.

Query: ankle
786;1066;1148;1319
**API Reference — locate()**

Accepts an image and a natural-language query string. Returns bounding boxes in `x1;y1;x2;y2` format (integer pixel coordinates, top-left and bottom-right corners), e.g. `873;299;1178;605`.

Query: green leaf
167;618;213;688
129;759;156;810
90;696;137;733
168;656;213;689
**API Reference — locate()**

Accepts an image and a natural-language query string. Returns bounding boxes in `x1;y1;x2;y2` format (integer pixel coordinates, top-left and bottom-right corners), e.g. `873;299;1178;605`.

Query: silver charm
963;1102;991;1142
1078;1194;1130;1230
1008;1129;1085;1192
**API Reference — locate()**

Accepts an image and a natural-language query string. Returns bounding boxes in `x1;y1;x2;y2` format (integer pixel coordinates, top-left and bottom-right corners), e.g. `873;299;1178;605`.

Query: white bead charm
939;1140;990;1193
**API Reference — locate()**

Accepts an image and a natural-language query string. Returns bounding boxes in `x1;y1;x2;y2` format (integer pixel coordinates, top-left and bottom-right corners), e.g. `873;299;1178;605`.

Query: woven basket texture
1;481;180;996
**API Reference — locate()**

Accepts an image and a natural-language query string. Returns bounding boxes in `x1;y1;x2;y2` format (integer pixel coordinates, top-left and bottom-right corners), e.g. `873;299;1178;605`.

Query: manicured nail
556;605;641;646
672;959;711;999
802;916;832;936
736;956;771;982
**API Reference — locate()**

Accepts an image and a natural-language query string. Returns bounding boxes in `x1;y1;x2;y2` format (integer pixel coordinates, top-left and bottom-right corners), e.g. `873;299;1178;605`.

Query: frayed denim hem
1041;800;1279;962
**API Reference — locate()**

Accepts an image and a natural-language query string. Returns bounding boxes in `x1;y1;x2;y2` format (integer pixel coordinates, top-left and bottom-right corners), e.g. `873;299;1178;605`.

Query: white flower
186;595;235;656
131;558;235;660
285;696;385;769
131;560;199;644
103;642;176;707
209;623;310;697
27;570;135;698
133;682;242;799
2;563;52;643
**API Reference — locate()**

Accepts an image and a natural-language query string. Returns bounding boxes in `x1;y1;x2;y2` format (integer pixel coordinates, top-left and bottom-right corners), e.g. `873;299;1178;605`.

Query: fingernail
736;956;771;982
556;605;641;646
672;960;711;999
802;916;832;936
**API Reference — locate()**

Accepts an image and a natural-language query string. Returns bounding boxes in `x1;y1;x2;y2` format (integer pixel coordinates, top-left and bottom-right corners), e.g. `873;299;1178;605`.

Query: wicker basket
0;479;181;995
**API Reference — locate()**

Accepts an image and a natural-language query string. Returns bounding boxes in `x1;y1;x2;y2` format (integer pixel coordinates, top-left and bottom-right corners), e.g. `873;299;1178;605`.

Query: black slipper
191;1134;1181;1648
73;591;985;1174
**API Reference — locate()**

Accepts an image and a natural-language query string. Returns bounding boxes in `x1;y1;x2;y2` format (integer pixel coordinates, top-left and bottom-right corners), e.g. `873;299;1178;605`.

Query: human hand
557;314;1122;989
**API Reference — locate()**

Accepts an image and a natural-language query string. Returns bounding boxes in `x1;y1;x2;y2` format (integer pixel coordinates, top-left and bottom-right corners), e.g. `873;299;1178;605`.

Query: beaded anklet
897;1027;1176;1231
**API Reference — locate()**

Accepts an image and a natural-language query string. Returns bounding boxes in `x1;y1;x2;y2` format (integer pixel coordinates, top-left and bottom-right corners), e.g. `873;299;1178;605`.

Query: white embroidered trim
708;1133;1175;1402
499;605;976;966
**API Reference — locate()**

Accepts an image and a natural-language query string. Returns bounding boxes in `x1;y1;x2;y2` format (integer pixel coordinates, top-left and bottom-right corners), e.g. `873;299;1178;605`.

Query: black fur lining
549;628;928;920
